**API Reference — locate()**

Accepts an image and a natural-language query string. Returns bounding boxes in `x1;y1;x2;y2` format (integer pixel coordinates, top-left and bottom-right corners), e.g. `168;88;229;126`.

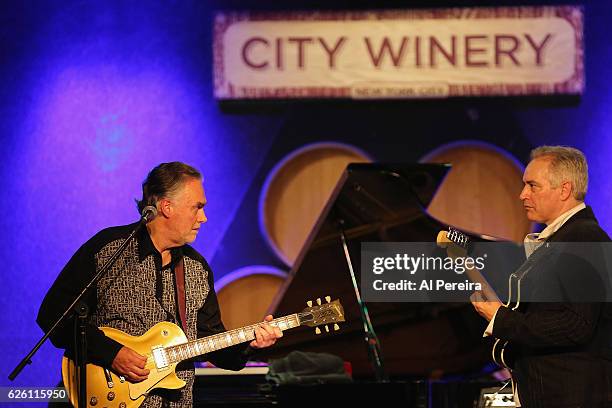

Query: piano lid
261;163;492;378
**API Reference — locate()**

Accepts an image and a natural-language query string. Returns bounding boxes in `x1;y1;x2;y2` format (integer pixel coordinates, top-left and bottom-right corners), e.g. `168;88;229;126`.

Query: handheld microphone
141;206;158;223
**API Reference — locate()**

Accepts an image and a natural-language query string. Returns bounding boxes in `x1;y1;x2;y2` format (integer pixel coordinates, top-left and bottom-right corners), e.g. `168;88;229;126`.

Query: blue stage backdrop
0;0;610;392
0;1;277;388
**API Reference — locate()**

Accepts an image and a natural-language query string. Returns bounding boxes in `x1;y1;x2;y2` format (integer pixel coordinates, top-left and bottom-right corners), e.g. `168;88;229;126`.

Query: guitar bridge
152;346;169;369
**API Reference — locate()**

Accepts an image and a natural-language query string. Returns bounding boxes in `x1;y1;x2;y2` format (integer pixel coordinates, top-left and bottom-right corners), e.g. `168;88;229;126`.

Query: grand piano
195;163;505;407
258;163;493;378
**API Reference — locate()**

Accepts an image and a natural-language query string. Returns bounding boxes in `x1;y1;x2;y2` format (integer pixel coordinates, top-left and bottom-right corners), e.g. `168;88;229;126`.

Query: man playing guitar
37;162;283;407
471;146;612;408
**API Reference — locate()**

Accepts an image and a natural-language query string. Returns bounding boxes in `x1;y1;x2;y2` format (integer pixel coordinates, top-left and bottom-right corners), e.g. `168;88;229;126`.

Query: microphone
141;206;158;223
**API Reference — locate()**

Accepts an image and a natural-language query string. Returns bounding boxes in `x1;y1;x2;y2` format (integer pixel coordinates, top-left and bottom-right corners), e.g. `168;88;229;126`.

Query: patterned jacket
37;222;250;407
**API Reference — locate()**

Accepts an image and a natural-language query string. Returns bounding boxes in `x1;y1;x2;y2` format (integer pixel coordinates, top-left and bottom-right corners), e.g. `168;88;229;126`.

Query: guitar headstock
436;227;470;258
298;297;345;334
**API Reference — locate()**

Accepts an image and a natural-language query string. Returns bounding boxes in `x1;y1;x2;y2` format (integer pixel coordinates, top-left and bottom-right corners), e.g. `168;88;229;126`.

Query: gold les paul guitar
62;298;345;408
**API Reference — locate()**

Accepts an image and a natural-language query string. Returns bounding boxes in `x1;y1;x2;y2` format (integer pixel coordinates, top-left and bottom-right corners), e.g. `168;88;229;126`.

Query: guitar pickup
152;345;169;369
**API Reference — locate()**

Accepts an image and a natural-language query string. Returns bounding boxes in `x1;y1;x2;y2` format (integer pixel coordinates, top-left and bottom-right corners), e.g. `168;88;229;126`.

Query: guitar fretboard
164;313;300;363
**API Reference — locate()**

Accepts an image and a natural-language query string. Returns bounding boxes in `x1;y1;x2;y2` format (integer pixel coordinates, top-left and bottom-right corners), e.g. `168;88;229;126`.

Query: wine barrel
216;265;288;330
260;142;372;266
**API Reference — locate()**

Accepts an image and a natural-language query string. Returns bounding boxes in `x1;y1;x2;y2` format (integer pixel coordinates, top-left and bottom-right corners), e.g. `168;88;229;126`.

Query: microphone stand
337;219;388;382
9;209;157;408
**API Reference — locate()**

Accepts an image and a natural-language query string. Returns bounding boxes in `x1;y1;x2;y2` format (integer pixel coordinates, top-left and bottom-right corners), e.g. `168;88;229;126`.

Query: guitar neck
165;314;301;364
438;229;500;303
464;266;501;303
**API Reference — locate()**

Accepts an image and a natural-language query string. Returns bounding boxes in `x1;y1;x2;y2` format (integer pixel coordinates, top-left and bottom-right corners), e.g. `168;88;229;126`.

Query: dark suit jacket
493;206;612;408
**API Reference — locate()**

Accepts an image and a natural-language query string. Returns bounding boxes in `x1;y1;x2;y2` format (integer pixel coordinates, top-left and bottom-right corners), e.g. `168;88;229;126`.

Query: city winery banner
213;6;583;100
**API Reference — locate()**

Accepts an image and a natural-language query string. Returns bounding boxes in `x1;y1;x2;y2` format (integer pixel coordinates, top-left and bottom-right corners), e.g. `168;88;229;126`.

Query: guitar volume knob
90;396;98;406
107;392;115;401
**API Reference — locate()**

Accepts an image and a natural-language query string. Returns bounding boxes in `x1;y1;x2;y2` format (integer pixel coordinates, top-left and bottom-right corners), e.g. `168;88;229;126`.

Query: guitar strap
174;257;188;331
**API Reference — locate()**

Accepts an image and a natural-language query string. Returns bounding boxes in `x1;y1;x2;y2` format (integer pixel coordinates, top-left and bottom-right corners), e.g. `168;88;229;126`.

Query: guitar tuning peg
307;300;313;307
325;325;329;333
325;296;331;303
334;324;339;331
315;327;321;335
316;298;322;305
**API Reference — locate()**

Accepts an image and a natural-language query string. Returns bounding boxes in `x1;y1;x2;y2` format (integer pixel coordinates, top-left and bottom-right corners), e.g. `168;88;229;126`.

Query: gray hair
136;162;202;213
530;145;588;201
